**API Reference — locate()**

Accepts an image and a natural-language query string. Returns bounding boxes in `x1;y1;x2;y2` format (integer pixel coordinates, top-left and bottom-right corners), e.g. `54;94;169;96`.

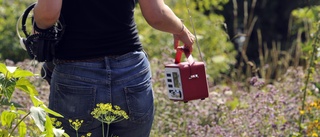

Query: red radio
164;46;209;102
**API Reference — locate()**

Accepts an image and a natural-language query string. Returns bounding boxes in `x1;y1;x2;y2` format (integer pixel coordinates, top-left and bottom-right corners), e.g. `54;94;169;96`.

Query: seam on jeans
111;53;144;68
113;66;149;84
54;67;104;84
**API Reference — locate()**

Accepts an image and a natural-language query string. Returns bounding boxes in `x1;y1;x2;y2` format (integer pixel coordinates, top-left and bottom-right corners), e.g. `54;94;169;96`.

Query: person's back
57;0;142;60
34;0;195;136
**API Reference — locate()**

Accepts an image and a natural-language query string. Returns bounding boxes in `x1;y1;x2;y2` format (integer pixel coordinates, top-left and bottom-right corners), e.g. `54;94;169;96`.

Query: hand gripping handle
174;41;195;65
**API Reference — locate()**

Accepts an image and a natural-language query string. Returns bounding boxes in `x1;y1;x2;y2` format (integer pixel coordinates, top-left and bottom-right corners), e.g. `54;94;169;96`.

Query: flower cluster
91;103;129;124
303;99;320;136
249;76;265;89
69;119;84;131
51;117;62;128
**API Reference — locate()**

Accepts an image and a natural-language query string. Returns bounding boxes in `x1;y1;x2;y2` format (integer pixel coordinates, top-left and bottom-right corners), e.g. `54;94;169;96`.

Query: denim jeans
49;50;154;137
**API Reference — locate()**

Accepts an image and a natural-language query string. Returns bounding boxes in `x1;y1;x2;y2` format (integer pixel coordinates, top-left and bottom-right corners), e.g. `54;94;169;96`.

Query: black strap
21;3;36;37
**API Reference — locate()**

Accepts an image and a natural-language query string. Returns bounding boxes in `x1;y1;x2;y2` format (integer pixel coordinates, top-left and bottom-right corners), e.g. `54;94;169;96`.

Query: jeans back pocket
52;83;97;127
124;78;154;124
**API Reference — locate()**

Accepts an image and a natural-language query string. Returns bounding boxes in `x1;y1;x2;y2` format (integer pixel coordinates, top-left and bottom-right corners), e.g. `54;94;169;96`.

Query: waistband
53;49;142;64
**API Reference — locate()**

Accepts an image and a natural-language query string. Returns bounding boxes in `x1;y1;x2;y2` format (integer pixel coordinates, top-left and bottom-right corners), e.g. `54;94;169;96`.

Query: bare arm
33;0;62;29
139;0;195;51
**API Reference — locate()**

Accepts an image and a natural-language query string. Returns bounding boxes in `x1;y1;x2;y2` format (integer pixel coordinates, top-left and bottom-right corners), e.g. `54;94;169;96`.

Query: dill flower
91;103;129;124
69;119;84;131
91;103;129;137
51;117;62;128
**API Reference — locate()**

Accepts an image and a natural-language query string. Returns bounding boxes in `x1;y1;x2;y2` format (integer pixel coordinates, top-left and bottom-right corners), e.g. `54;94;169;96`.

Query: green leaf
12;68;34;78
18;121;27;137
17;110;28;115
30;106;46;132
40;104;64;118
0;98;23;107
44;115;54;137
16;77;38;96
0;76;17;101
0;110;17;128
62;132;70;137
0;128;9;137
0;63;10;76
30;95;44;107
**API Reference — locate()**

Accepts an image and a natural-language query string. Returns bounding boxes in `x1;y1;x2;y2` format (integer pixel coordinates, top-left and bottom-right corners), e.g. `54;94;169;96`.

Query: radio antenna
184;0;204;62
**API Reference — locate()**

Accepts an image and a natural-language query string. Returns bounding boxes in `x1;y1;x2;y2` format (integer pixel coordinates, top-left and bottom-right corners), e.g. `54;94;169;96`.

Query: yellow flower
55;121;62;127
69;119;84;131
51;117;57;122
312;133;318;137
310;102;318;107
91;103;129;125
300;110;305;115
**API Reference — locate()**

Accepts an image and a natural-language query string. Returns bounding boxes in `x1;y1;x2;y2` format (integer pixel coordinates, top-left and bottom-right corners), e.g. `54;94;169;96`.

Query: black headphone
17;3;35;50
16;2;65;62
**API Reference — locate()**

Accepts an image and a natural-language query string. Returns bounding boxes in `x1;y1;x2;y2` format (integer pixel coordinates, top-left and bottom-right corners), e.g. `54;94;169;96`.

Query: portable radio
164;46;209;102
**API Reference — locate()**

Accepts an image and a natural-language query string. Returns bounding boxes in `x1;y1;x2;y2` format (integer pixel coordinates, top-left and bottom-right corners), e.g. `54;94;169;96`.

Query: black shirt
56;0;142;60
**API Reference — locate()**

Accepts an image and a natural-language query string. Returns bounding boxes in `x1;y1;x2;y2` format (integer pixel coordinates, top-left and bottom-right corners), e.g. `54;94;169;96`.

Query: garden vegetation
0;0;319;136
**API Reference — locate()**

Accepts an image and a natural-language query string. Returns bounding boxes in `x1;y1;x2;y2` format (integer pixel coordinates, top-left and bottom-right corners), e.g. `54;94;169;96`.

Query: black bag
18;3;65;62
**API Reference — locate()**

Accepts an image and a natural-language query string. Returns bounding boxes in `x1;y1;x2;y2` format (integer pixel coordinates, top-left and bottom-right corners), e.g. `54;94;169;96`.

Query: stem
9;112;31;136
298;23;320;133
102;122;105;137
106;124;110;137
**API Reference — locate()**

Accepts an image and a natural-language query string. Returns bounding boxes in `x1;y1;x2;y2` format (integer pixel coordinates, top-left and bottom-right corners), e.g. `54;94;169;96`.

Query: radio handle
174;46;195;65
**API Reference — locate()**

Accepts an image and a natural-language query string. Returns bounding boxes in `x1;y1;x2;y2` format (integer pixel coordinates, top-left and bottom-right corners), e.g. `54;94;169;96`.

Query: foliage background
0;0;30;62
1;0;320;136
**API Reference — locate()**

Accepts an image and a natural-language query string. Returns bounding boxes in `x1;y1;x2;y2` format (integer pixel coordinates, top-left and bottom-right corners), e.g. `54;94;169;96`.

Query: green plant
0;63;66;137
292;6;320;136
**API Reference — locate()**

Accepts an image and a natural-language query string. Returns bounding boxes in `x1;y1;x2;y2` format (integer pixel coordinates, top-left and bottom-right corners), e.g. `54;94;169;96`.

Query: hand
173;25;195;52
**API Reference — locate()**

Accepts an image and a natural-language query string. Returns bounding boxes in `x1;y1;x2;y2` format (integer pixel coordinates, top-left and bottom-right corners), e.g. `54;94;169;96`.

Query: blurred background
1;0;320;136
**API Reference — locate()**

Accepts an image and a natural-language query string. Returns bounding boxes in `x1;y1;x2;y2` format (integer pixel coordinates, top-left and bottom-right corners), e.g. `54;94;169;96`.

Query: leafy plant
0;63;66;137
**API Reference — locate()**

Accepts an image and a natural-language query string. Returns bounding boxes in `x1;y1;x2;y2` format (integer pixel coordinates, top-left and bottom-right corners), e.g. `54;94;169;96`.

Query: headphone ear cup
20;38;27;50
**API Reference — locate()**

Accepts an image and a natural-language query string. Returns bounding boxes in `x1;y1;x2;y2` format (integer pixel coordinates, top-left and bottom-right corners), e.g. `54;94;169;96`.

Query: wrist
175;19;185;35
33;22;54;33
178;24;185;34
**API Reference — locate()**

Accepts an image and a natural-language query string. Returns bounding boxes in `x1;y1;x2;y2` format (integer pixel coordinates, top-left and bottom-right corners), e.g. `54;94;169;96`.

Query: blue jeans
49;50;154;137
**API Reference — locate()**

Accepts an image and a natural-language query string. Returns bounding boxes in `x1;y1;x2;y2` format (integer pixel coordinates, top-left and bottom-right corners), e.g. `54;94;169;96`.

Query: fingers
185;33;195;52
173;28;195;52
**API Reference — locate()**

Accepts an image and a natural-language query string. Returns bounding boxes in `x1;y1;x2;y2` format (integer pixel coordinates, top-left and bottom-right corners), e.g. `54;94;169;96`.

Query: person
33;0;195;136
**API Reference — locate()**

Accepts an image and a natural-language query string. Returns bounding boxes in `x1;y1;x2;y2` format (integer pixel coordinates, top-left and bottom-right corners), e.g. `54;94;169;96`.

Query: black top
56;0;142;60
